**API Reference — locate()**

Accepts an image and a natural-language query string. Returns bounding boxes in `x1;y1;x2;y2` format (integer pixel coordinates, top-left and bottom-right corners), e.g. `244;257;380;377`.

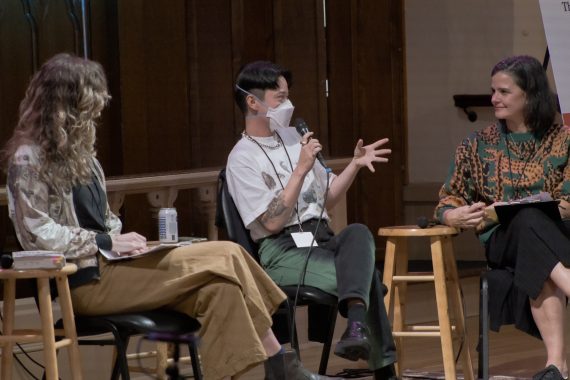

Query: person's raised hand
353;138;391;173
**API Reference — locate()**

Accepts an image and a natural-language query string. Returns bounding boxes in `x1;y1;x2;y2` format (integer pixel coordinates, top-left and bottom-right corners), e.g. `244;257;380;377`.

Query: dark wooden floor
241;314;556;380
9;274;560;380
238;274;564;380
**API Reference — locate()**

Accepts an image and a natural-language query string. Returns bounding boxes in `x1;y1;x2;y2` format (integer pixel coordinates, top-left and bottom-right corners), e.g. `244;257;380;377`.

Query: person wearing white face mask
226;61;398;380
236;83;295;132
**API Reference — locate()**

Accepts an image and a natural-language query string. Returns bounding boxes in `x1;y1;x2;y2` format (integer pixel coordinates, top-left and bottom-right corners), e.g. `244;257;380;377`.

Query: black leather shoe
334;321;371;361
532;365;565;380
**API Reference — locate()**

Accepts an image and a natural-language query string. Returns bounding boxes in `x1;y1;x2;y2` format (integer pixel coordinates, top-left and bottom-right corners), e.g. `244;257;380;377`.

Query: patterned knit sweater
435;122;570;242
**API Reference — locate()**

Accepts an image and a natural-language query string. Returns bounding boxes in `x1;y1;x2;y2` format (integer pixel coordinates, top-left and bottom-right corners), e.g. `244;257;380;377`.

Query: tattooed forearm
261;195;289;223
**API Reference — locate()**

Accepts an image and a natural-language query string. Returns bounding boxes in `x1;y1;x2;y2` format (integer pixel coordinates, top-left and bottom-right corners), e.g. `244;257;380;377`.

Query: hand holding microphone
294;118;330;172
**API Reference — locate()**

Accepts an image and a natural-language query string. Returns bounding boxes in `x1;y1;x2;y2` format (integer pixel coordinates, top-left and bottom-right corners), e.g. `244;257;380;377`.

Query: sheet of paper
99;240;196;261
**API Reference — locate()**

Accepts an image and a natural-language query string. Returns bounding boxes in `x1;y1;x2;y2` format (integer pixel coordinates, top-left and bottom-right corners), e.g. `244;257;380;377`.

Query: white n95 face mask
266;99;294;131
236;85;295;131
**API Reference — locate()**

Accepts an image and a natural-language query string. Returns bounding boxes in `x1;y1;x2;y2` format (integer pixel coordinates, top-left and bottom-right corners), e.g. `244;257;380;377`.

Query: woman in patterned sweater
436;55;570;380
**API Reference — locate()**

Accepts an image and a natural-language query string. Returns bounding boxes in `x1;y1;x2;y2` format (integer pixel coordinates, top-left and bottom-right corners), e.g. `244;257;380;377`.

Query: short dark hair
491;55;557;134
234;61;292;113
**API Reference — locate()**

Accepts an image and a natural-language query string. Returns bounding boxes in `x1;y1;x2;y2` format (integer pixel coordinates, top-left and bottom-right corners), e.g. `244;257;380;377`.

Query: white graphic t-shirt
226;126;336;241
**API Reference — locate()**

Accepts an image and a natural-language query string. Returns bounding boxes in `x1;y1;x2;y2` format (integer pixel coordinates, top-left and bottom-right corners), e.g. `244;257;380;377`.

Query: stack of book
12;251;66;270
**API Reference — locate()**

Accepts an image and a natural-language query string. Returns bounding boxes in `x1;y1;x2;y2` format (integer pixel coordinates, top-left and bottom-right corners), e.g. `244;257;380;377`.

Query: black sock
347;303;366;323
374;363;396;379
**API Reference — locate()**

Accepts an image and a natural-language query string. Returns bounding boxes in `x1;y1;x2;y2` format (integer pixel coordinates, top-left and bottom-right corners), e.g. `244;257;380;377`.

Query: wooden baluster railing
0;158;352;240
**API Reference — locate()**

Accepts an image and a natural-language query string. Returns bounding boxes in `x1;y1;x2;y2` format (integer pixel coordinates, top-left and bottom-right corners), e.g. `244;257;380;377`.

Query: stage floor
240;278;558;380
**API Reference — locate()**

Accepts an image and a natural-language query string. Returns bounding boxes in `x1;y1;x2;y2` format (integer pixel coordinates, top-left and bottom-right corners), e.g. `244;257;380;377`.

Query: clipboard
494;200;561;224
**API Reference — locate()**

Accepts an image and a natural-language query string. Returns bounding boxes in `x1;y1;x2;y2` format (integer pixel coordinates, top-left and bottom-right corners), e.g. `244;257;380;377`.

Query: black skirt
485;207;570;339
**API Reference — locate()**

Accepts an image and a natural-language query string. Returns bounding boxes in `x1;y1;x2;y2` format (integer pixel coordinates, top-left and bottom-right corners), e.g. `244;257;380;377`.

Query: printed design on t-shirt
299;187;319;215
262;171;277;190
279;161;291;173
258;153;326;219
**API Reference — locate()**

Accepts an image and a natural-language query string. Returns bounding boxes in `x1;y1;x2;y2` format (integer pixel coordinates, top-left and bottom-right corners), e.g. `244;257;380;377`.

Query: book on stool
12;251;66;270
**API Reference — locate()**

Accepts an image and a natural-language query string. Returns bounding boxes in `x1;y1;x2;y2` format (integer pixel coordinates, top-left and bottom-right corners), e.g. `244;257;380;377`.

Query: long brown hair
3;53;110;190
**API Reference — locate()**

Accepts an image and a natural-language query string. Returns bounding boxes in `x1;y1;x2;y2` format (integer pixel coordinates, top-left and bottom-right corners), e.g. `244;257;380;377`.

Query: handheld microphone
417;216;438;229
1;254;14;269
294;118;330;171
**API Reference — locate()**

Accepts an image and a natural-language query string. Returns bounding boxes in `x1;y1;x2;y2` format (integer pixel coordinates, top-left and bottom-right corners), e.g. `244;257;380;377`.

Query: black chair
478;270;490;380
55;309;203;380
216;168;338;375
477;268;520;380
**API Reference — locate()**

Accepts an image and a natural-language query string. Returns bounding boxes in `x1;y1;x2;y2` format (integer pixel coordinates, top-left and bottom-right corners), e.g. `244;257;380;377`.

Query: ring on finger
300;140;307;146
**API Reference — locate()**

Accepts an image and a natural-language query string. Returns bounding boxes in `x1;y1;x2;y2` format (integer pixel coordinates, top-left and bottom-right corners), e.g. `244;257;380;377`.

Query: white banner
539;1;570;125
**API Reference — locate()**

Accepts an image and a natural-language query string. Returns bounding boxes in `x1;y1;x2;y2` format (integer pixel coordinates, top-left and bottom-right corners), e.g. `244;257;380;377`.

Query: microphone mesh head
294;118;309;136
417;216;429;229
1;254;13;269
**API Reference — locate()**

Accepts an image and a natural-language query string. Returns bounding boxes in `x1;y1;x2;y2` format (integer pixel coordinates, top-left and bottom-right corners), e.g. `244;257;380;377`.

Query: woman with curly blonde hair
3;53;334;380
3;53;109;191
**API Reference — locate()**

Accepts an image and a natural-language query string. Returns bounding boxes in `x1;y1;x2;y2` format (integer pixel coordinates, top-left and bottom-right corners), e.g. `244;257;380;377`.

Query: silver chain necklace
241;131;282;150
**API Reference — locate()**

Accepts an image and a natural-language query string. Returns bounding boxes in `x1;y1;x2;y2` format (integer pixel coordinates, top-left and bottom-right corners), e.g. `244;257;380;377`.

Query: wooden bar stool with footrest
378;225;474;380
0;263;82;380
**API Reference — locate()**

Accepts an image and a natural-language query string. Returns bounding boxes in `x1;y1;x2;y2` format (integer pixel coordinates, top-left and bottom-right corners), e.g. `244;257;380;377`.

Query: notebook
494;200;561;224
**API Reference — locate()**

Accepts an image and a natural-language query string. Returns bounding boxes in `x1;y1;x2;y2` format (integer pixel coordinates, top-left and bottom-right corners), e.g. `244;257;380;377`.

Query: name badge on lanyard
291;232;318;248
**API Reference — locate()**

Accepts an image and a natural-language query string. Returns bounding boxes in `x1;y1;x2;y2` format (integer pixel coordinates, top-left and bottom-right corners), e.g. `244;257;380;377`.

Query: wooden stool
0;263;83;380
378;225;473;380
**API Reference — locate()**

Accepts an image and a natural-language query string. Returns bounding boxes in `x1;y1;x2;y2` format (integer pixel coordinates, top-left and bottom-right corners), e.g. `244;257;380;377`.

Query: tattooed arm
258;169;307;233
258;136;321;233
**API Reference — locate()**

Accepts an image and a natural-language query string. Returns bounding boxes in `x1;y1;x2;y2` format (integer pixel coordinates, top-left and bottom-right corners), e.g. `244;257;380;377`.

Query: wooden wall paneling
186;0;235;168
315;0;329;152
325;1;357;157
36;0;76;63
353;0;405;238
117;1;147;174
0;0;34;151
62;0;83;56
118;0;191;174
273;0;324;137
389;0;407;188
117;0;193;237
230;0;276;138
90;0;123;177
324;0;358;224
116;1;151;236
325;0;405;251
185;0;237;237
143;1;191;171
